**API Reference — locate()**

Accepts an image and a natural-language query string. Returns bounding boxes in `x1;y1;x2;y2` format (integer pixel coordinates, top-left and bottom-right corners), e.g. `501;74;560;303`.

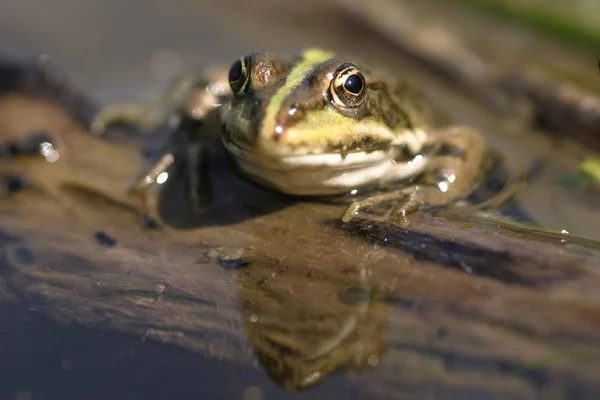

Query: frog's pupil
229;60;243;83
344;74;364;94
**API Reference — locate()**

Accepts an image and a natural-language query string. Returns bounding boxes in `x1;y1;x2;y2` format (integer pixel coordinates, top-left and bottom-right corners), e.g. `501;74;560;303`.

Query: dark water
0;305;366;400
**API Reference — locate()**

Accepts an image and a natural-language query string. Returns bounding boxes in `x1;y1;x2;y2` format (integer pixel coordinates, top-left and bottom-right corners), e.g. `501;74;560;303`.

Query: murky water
1;1;600;399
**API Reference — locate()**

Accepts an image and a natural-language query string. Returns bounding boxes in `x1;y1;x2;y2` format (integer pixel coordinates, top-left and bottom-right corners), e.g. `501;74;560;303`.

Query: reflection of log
2;95;600;397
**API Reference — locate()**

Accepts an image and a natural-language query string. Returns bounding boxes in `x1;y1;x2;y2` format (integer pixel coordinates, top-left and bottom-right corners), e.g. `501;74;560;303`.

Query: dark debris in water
94;231;117;248
435;326;450;340
204;247;249;270
9;246;35;266
218;258;248;270
0;130;55;159
1;245;36;269
140;215;160;230
3;175;27;193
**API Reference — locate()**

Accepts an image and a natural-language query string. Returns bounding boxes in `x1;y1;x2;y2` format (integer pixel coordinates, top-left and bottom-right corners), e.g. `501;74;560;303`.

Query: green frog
92;48;487;222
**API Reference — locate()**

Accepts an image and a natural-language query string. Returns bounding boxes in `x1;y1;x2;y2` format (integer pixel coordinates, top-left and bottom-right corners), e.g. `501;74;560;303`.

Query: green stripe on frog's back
260;48;336;141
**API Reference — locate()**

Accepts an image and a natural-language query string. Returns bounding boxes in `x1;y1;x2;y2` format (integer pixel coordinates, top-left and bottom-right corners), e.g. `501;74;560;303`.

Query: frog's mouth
222;135;391;168
221;137;427;196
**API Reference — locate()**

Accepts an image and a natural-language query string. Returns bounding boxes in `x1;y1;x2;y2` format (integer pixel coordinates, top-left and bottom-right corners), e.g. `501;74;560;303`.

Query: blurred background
1;0;598;101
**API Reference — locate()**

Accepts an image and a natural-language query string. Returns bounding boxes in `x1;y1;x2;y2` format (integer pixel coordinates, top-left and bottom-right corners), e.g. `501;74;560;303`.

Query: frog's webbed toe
391;186;440;224
342;189;410;223
341;186;433;224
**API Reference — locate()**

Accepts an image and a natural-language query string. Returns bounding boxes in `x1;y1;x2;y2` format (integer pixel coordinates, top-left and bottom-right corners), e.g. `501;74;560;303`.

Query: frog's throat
222;139;429;196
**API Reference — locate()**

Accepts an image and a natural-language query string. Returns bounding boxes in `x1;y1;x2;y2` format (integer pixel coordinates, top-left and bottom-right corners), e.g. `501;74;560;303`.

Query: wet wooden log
1;93;600;398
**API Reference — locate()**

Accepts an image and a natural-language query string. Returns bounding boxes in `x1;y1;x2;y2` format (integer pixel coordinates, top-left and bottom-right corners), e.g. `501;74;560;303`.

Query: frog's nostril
271;104;306;140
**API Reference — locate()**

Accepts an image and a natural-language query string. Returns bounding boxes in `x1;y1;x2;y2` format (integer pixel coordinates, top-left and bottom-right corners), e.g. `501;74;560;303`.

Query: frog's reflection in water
238;247;389;390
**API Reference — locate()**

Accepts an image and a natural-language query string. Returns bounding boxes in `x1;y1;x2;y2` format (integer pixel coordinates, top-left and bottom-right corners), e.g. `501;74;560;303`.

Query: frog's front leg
343;126;486;223
123;68;231;221
394;126;486;219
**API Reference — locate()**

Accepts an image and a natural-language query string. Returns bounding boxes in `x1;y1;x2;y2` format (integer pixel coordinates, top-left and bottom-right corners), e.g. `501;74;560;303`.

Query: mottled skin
92;49;487;222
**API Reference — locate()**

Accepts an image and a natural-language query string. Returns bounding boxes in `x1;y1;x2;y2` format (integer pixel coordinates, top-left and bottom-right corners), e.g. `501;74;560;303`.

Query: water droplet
39;141;59;162
156;172;169;184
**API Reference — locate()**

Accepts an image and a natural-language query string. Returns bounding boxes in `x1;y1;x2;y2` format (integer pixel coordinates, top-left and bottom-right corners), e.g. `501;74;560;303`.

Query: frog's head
223;49;425;160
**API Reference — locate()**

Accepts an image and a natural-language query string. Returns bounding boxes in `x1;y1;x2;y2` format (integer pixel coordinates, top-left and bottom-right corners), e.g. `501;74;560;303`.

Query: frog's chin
223;136;391;168
222;137;428;196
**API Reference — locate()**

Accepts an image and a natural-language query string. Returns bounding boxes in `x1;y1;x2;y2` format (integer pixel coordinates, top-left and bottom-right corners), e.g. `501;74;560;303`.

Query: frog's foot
342;126;486;224
342;189;410;223
342;186;437;224
392;186;443;224
90;103;163;136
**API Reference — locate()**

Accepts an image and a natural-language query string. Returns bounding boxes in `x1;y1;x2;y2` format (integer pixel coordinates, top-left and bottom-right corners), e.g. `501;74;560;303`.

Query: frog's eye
330;63;366;109
228;56;251;96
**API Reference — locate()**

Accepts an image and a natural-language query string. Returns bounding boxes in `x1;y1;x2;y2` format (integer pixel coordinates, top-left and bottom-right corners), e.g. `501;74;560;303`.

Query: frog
91;48;487;223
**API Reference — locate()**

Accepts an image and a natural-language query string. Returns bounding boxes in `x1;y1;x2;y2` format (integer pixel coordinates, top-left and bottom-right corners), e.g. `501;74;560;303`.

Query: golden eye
330;63;366;109
228;56;251;96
